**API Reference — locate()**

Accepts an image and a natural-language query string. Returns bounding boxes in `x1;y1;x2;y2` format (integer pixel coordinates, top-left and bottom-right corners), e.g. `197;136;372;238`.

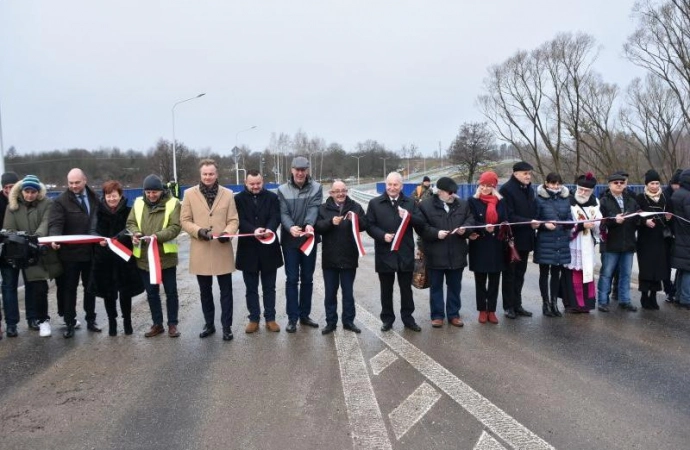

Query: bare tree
448;122;497;183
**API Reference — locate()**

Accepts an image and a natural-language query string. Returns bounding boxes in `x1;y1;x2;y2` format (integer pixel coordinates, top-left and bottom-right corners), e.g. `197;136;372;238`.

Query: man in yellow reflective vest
126;174;182;338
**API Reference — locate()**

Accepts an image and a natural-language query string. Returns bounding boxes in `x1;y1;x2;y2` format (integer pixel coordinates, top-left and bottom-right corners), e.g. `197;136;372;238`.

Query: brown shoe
144;324;164;337
487;312;499;324
478;311;488;324
245;321;260;333
265;321;281;332
450;317;464;327
431;319;443;328
168;324;180;338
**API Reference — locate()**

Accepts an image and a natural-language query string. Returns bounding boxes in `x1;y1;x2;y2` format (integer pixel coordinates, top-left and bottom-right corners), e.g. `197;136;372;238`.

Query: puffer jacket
3;182;62;281
315;196;369;270
671;171;690;271
534;185;572;265
48;185;98;262
598;189;639;253
126;191;181;271
417;195;475;270
277;176;323;249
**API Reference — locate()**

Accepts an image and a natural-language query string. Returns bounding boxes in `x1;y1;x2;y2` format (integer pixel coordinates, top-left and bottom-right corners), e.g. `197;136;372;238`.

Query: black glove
198;228;212;241
217;233;230;243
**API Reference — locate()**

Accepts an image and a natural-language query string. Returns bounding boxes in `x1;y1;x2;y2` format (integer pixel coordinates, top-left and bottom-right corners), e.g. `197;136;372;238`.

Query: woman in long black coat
636;170;674;309
88;181;144;336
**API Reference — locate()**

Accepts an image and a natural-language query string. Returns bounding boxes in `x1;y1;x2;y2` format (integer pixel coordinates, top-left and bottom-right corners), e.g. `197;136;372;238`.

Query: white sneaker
74;319;81;329
39;320;52;337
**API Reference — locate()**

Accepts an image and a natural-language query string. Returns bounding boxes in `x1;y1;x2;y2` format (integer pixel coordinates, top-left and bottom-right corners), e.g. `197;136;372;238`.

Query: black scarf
199;181;219;208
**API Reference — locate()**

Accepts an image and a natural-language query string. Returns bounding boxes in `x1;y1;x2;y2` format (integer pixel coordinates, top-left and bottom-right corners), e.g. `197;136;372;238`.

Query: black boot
108;318;117;336
640;292;651;310
550;297;562;317
649;291;660;310
123;317;133;335
542;299;555;317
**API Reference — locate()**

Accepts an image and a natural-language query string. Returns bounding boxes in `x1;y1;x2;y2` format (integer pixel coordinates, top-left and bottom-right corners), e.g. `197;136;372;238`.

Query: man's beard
575;193;590;204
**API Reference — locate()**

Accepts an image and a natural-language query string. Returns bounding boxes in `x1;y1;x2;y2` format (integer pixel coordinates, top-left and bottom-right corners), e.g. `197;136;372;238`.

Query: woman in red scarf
467;171;507;324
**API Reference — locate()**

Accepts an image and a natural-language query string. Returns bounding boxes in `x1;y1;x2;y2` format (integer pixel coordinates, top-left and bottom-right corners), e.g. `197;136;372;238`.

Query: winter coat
87;196;144;298
498;175;537;252
533;185;572;266
417;195;475;270
635;190;672;282
3;182;62;281
598;190;639;253
315;196;368;270
126;191;181;271
467;196;508;273
48;185;98;262
671;180;690;271
365;193;423;273
234;187;284;273
181;184;239;276
277;176;323;249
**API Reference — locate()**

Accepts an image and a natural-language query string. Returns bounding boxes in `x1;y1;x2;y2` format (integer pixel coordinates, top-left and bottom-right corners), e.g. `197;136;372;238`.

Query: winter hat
142;174;164;191
575;172;597;189
644;169;661;185
607;172;627;183
291;156;310;169
21;175;41;192
670;169;683;185
478;171;498;188
512;161;533;172
436;176;458;194
422;176;431;182
1;172;19;187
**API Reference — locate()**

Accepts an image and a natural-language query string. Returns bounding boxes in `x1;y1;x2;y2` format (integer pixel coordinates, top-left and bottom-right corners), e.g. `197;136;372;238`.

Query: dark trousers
539;264;564;300
243;269;277;322
104;294;132;321
61;261;97;326
323;268;356;326
1;266;37;325
501;250;529;310
475;272;500;312
283;246;317;322
378;271;415;326
140;267;179;326
197;273;233;330
28;280;49;323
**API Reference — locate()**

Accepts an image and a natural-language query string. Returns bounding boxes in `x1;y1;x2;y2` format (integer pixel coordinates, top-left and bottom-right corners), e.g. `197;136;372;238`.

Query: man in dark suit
366;171;423;332
235;170;284;333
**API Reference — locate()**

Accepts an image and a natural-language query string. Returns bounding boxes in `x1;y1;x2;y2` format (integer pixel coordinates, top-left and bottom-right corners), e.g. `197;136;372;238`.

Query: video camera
0;230;41;269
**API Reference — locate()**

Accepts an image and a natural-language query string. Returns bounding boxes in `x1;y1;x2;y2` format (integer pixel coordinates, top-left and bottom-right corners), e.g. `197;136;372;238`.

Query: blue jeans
1;266;36;325
140;267;179;326
597;252;634;305
282;246;317;322
323;268;356;326
677;270;690;305
429;268;463;320
243;269;277;322
197;273;233;330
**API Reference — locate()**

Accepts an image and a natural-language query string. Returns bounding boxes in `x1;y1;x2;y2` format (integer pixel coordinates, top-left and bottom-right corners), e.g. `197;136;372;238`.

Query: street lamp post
172;93;205;184
350;155;363;186
234;125;257;184
0;99;5;174
380;156;389;180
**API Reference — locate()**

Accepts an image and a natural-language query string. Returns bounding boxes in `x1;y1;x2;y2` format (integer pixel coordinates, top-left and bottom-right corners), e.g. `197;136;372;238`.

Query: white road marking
388;381;442;440
370;348;399;375
474;431;508;450
334;328;393;450
356;306;555;450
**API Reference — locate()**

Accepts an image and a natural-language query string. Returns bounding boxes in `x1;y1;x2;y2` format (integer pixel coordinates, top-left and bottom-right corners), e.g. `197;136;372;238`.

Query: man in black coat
315;180;368;334
366;172;424;332
498;161;538;319
48;168;100;338
671;169;690;309
235;170;284;333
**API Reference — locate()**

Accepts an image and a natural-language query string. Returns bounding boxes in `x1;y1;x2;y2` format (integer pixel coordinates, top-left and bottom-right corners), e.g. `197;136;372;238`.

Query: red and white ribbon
209;230;277;244
299;231;315;256
38;234;132;261
346;211;366;257
146;235;162;285
391;207;411;252
104;237;133;261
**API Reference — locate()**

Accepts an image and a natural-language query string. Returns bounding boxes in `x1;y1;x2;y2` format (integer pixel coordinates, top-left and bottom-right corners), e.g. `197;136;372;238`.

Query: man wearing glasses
597;172;640;312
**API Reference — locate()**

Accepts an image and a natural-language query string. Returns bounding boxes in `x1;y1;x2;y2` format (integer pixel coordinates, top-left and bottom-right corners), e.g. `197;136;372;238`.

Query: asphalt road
0;233;688;450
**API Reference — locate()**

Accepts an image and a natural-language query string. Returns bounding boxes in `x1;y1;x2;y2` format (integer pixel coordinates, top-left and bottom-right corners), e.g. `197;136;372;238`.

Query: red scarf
479;194;499;224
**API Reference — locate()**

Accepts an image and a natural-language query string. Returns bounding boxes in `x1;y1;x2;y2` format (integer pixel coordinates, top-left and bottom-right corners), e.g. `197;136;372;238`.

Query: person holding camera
2;175;62;337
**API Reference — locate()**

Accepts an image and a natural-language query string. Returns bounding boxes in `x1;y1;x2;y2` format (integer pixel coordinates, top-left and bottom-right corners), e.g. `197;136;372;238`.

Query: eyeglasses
331;189;348;194
611;181;626;185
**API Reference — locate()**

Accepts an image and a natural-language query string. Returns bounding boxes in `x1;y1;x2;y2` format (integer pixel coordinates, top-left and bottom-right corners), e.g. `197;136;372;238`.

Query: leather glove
198;228;212;241
217;233;230;243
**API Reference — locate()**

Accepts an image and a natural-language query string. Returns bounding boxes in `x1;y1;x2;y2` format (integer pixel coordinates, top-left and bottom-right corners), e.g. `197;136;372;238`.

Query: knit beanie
644;169;661;185
142;174;164;191
1;172;19;187
478;171;498;188
21;175;41;191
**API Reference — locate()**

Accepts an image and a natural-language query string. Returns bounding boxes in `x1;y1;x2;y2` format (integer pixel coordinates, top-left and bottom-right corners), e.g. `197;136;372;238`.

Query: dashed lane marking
388;381;441;440
370;348;399;375
474;431;509;450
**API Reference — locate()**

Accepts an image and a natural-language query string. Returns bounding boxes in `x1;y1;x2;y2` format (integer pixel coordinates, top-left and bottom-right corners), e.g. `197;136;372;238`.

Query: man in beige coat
181;159;239;341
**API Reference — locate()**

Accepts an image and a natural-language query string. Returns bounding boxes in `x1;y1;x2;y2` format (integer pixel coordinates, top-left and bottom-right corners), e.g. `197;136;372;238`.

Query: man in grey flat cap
277;156;323;333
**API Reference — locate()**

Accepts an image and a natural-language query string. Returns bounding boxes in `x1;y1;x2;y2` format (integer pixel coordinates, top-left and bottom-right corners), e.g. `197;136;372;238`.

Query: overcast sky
0;0;643;157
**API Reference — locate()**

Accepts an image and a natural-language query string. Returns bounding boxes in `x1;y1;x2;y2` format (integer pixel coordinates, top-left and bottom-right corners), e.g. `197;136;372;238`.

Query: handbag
412;251;430;289
498;223;522;265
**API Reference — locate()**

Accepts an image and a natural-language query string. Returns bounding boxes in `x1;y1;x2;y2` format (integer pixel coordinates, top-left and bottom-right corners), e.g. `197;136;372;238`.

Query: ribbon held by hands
346;211;366;257
38;234;133;261
208;230;277;244
391;207;411;252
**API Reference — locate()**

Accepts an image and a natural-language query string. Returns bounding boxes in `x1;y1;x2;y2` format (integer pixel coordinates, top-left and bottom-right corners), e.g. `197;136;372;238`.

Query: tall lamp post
234;125;257;184
172;93;205;183
0;99;5;174
350;155;363;186
380;156;389;180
